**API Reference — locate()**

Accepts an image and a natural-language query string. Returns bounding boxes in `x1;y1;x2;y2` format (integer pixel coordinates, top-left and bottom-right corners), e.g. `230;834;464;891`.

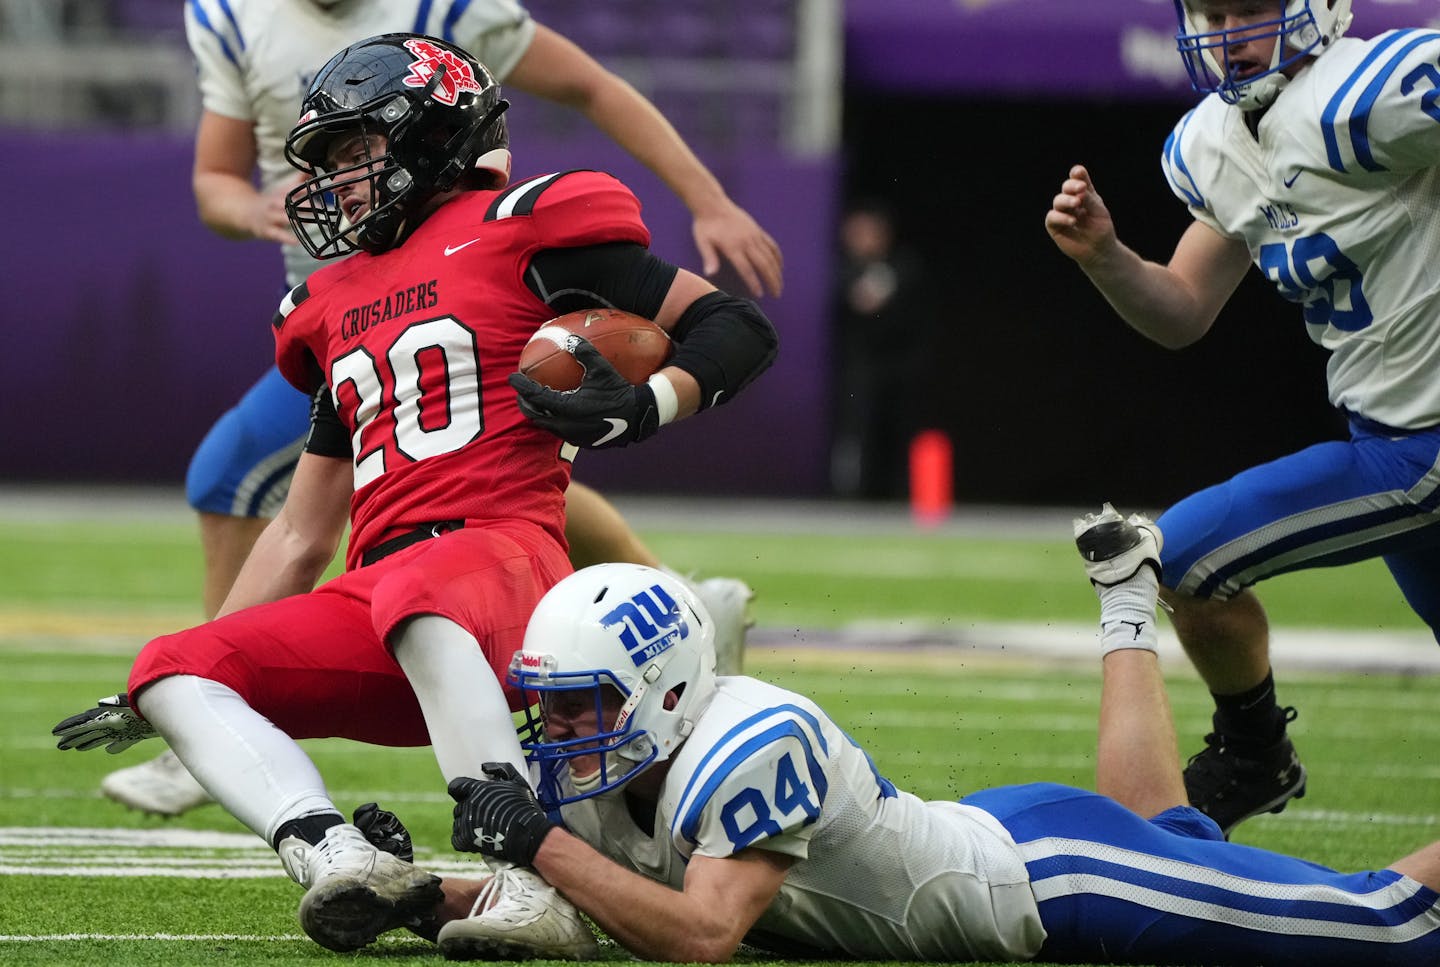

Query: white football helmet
1175;0;1353;110
510;564;717;808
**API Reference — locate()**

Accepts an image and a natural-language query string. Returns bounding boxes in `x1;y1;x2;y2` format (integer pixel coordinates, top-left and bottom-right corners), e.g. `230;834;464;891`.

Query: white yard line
0;932;431;943
754;622;1440;674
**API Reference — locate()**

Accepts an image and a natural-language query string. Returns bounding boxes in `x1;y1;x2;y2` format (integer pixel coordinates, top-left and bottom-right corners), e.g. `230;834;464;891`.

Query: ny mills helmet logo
401;38;481;106
602;584;689;666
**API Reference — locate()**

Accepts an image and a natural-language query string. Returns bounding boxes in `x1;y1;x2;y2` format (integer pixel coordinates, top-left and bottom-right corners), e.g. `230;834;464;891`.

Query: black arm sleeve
524;242;677;319
667;291;779;409
303;384;352;459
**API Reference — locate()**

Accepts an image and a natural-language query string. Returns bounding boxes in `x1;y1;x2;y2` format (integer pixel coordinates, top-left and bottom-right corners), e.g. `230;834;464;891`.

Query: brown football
519;308;673;391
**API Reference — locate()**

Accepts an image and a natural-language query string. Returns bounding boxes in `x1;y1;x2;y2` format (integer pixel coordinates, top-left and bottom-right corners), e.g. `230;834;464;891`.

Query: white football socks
390;614;529;782
1096;567;1161;656
136;675;338;844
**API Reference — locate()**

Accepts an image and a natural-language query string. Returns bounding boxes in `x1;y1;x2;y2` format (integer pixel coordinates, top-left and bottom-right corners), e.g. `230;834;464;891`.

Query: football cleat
280;823;443;952
100;749;214;817
437;860;598;961
1073;503;1163;587
694;576;754;677
1184;708;1308;838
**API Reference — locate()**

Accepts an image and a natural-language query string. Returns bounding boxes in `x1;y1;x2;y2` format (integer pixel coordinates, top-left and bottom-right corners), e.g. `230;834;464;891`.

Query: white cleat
100;749;214;817
438;860;599;961
694;577;754;676
279;823;443;952
1073;502;1163;586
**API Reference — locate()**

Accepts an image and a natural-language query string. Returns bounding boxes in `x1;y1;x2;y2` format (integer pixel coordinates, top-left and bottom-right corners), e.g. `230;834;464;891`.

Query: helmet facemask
285;108;417;258
1174;1;1353;110
512;661;661;808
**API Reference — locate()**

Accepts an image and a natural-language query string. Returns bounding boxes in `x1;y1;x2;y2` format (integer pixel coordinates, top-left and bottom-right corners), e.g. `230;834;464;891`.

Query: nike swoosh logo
592;418;628;447
444;237;483;256
1283;170;1302;188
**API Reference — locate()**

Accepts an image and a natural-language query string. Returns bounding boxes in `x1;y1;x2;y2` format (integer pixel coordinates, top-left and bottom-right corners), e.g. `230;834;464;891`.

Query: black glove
449;762;555;865
508;337;661;449
53;693;159;753
353;801;414;863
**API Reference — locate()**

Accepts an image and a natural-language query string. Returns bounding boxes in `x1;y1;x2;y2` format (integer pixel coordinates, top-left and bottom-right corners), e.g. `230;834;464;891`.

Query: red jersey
272;170;651;570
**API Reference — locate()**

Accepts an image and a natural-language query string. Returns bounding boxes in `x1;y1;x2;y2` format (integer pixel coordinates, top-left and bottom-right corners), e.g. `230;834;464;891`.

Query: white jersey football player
429;556;1440;965
1046;0;1440;837
99;0;769;817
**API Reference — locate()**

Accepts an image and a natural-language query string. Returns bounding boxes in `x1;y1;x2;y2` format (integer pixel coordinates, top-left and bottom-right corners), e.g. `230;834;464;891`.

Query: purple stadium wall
0;129;838;495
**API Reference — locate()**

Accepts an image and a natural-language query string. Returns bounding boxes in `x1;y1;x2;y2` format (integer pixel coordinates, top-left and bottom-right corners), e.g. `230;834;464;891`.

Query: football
519;308;673;391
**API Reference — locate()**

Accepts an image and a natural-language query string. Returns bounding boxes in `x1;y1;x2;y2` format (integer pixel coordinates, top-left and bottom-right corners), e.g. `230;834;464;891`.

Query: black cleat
1183;708;1307;837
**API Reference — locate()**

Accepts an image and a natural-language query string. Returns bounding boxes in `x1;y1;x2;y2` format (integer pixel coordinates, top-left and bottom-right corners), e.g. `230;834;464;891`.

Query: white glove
52;693;159;753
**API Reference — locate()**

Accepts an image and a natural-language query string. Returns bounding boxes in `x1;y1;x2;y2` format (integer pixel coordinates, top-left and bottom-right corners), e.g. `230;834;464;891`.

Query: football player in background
1045;0;1440;835
104;0;778;817
58;33;776;954
430;508;1440;964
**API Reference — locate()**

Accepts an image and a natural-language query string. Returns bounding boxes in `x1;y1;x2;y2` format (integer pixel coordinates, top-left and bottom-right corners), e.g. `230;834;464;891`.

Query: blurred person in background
58;31;777;953
830;199;935;500
1045;0;1440;837
102;0;778;817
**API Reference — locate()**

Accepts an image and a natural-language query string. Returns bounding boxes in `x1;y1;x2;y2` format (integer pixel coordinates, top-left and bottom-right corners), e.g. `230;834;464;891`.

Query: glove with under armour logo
353;802;414;863
53;693;159;753
449;762;555;865
509;337;662;449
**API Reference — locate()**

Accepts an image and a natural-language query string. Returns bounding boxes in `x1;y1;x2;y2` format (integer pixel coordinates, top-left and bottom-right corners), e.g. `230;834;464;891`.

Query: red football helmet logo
401;38;482;106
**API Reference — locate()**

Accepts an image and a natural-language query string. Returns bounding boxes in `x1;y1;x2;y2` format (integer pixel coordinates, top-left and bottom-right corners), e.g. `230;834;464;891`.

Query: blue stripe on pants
961;783;1440;966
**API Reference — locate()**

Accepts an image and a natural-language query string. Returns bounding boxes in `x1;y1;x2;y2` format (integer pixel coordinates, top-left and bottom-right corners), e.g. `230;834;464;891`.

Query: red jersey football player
111;33;777;956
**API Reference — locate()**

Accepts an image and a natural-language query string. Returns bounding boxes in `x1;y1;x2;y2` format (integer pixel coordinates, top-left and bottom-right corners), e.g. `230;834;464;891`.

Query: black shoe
1183;708;1307;837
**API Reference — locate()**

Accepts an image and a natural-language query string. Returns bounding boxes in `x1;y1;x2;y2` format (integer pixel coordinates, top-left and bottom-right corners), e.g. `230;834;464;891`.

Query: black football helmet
284;33;511;258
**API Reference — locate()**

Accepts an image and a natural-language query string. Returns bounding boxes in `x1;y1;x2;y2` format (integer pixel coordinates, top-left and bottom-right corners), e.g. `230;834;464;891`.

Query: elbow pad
304;384;352;458
668;292;779;409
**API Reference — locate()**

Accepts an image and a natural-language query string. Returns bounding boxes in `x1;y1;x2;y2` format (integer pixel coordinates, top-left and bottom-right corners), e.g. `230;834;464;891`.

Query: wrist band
646;372;679;426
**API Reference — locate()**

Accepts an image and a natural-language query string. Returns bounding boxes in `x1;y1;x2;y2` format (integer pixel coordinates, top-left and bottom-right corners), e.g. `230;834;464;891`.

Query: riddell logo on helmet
602;584;689;666
401;38;482;106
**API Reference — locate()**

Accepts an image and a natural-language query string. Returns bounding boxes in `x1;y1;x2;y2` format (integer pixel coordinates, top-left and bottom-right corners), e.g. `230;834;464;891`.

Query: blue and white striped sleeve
671;705;831;860
1318;29;1440;175
184;0;252;120
423;0;536;82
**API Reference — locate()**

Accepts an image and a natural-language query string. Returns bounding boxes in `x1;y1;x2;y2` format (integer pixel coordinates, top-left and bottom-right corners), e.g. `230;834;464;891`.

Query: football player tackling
1046;0;1440;835
59;33;776;954
429;508;1440;964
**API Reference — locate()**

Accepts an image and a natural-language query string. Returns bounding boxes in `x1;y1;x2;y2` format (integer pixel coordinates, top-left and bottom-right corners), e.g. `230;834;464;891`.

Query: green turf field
1;500;1436;966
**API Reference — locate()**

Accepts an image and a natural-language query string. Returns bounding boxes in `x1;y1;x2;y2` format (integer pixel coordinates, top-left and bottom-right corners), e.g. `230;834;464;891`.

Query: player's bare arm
1047;166;1250;349
214;450;350;617
1095;648;1189;819
535;830;792;963
193;111;298;245
506;24;783;298
447;759;790;961
1045;164;1120;266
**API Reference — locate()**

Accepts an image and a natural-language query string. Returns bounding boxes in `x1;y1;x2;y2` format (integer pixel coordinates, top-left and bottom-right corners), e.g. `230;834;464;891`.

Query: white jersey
1161;30;1440;429
558;677;1046;962
185;0;535;285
